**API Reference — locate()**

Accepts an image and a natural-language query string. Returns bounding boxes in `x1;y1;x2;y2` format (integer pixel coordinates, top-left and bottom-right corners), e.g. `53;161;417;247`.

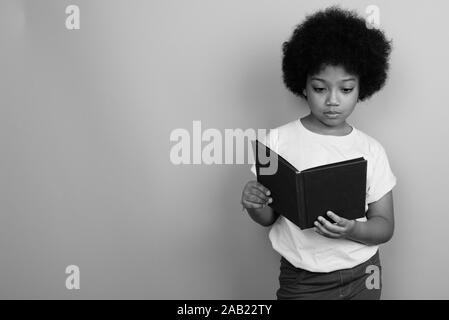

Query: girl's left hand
314;210;356;239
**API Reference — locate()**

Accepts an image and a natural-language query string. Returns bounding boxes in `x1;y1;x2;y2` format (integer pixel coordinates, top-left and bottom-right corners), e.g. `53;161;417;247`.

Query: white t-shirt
250;117;397;272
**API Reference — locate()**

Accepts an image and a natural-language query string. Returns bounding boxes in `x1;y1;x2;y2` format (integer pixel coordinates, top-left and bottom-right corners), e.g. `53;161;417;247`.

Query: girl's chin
320;116;344;124
309;113;346;126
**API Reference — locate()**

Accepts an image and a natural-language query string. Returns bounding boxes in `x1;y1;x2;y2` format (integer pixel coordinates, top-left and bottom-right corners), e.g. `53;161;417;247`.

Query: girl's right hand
241;181;273;210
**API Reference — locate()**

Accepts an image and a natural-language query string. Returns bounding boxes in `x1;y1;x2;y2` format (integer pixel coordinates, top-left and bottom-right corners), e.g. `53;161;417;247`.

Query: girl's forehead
309;64;358;82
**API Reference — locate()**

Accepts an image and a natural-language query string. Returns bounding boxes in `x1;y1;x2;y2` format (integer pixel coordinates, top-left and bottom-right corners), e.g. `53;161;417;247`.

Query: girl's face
303;64;359;131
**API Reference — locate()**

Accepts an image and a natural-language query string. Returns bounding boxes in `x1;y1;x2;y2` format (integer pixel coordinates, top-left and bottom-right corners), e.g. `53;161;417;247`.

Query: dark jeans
276;250;382;300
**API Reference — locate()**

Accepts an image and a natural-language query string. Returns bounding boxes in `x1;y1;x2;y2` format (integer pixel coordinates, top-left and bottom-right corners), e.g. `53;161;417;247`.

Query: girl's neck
301;114;352;136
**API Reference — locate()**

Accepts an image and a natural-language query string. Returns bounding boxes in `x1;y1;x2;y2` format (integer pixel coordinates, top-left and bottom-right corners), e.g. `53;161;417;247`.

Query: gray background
1;0;448;299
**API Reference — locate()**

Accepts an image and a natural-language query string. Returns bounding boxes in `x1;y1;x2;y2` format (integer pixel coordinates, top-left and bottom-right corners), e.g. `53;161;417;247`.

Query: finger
314;227;333;238
314;227;324;236
326;211;347;226
314;224;340;238
249;193;273;206
253;182;271;197
314;220;341;238
245;193;266;204
247;188;273;205
242;194;273;208
317;216;346;234
241;198;265;209
249;188;269;202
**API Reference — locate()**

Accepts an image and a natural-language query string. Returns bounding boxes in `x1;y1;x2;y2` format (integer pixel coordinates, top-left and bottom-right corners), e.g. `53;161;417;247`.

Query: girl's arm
347;190;395;245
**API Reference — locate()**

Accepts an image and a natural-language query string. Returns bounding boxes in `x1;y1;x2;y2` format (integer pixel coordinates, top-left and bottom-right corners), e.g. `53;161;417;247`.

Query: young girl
241;6;396;300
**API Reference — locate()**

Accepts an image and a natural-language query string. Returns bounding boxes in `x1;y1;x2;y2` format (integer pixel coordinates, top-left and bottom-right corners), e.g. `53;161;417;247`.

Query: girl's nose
326;90;340;106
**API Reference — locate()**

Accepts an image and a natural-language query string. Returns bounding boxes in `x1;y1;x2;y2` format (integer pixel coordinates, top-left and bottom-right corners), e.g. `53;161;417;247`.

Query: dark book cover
253;140;367;230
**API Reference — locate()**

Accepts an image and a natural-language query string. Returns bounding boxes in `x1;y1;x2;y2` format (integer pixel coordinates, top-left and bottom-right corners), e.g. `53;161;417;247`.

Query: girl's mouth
324;112;340;118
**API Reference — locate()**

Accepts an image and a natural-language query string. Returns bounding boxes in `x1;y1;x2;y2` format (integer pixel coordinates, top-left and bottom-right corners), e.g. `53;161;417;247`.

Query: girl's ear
302;89;307;98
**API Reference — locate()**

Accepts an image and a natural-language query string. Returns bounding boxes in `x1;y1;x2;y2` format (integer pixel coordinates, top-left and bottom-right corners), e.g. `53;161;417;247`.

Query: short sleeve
250;129;278;177
366;143;397;204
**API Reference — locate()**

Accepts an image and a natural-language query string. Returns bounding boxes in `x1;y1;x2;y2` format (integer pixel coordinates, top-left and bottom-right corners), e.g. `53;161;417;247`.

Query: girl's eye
313;87;326;93
342;88;354;93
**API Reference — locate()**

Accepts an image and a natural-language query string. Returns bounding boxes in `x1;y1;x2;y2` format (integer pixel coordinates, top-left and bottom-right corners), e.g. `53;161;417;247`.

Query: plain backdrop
1;0;448;299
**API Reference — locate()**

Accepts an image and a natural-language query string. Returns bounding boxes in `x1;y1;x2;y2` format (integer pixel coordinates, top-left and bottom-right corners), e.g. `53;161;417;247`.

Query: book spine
255;139;259;177
296;173;307;229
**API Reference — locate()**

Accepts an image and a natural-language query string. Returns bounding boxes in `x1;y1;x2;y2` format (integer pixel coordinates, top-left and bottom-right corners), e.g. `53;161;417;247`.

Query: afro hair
282;6;392;101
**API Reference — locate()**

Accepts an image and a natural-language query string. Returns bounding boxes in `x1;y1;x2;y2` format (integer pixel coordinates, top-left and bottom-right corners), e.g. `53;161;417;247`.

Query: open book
253;140;367;230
